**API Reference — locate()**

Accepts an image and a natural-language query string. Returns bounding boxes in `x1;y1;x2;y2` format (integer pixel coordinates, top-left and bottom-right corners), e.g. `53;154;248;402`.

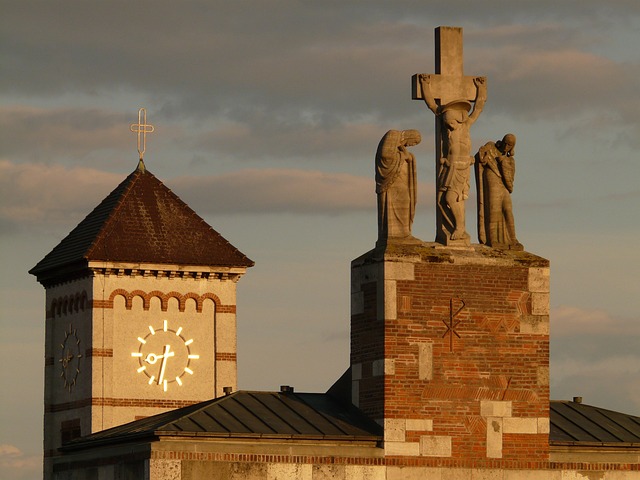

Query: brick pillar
351;245;550;462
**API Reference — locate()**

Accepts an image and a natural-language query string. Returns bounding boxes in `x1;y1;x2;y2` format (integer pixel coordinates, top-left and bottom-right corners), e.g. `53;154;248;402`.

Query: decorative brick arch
73;293;81;312
198;293;221;313
147;290;166;311
80;291;88;311
104;289;230;313
183;293;200;312
108;289;131;310
50;290;90;318
165;292;185;312
130;290;150;311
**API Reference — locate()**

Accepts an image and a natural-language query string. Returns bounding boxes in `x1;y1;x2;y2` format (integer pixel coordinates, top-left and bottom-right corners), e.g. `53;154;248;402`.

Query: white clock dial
131;320;199;391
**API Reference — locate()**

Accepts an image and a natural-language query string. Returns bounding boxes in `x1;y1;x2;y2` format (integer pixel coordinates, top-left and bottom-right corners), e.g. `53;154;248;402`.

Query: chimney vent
223;386;233;396
280;385;294;393
573;396;582;404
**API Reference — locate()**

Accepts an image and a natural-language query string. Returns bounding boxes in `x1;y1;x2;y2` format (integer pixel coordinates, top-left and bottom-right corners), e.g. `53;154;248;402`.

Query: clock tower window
60;419;81;444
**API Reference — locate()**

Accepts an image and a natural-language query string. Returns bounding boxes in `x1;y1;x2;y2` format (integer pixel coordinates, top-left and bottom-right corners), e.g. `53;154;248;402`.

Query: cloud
4;4;639;166
550;305;640;337
5;3;638;129
173;169;436;215
0;106;131;164
190;120;392;164
468;28;640;127
2;161;436;231
0;444;40;480
173;169;375;215
550;305;640;413
0;160;121;232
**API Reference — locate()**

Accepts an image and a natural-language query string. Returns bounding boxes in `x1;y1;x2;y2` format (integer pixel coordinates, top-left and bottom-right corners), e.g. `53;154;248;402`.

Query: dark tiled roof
550;400;640;445
30;162;253;283
62;391;382;450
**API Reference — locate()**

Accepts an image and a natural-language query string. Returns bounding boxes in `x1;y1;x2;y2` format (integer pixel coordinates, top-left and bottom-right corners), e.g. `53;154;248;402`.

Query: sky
1;1;639;478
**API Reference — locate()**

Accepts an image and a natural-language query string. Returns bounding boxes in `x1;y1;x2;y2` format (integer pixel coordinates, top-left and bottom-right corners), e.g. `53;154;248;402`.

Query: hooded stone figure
475;133;523;250
375;129;421;246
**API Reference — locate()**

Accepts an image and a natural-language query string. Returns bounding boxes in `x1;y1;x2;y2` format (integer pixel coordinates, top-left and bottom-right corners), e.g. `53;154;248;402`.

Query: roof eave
29;259;91;287
60;429;382;452
550;441;640;449
154;430;382;443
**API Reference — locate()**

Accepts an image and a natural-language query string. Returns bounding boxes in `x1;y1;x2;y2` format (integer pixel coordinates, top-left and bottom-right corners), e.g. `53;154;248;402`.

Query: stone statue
375;129;422;246
419;74;487;243
475;134;523;250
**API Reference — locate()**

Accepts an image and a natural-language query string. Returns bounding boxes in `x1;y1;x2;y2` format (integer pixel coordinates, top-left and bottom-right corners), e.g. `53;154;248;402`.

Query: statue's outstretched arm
468;77;487;124
419;74;439;114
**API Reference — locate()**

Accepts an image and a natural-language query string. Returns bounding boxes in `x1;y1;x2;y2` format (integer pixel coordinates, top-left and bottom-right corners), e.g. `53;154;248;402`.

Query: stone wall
351;245;550;463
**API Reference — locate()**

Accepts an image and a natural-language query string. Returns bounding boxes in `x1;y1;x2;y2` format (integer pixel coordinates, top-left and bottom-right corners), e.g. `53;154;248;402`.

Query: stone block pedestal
351;243;550;463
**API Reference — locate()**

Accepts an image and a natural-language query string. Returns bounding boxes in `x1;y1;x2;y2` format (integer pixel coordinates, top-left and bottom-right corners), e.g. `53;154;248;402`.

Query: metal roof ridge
161;394;237;431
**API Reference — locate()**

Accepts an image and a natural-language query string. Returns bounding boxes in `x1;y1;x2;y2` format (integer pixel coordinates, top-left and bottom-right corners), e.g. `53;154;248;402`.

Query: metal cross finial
130;108;155;161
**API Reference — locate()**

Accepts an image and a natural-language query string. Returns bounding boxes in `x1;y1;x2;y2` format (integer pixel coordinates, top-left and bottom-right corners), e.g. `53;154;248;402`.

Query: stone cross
412;26;486;245
130;107;155;161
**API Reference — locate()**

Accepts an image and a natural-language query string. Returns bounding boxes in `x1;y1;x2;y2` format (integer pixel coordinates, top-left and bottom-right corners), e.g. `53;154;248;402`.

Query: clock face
131;320;199;392
60;324;82;392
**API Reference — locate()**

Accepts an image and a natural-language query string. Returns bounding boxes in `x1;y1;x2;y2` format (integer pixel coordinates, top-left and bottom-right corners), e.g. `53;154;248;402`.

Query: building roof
61;394;640;451
62;390;383;450
30;161;253;284
550;400;640;445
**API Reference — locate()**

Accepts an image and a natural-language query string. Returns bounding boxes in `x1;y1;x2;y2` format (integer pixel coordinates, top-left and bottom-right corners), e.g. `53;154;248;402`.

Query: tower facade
351;245;550;466
30;162;253;478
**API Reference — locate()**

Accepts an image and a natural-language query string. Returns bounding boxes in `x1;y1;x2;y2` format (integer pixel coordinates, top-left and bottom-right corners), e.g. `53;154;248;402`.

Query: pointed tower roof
30;161;253;285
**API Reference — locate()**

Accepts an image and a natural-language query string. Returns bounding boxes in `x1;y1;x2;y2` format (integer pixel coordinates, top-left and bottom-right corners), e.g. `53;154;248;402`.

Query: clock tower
30;159;253;479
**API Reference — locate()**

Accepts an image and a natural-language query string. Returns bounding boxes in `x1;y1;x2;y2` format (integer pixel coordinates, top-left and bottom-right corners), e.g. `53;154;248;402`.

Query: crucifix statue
412;27;487;246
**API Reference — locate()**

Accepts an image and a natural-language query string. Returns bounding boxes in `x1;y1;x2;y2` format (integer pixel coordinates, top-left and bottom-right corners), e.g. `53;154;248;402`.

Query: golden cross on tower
130;107;155;161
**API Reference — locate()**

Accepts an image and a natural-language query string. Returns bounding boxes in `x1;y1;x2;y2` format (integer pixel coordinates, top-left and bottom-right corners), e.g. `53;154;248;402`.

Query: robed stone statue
375;129;422;246
475;133;523;250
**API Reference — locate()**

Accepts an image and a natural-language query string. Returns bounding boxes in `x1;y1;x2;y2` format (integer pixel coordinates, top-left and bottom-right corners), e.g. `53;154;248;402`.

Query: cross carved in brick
442;297;466;352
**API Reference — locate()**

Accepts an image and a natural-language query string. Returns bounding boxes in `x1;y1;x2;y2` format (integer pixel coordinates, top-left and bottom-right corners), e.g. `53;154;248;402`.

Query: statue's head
401;129;422;147
500;134;516;155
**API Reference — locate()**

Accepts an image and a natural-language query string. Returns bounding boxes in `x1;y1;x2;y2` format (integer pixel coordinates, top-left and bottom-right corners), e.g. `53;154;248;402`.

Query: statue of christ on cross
412;27;487;246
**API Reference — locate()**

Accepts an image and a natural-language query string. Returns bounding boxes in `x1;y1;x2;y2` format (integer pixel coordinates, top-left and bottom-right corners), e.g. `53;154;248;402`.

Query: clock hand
157;345;175;385
145;353;161;364
60;352;74;368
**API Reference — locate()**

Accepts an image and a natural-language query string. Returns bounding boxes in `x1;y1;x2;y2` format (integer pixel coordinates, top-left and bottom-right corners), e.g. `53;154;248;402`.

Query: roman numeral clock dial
131;320;199;392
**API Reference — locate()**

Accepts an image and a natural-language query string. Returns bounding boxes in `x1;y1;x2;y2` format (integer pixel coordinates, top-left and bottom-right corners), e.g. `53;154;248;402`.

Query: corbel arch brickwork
103;289;232;313
49;291;89;319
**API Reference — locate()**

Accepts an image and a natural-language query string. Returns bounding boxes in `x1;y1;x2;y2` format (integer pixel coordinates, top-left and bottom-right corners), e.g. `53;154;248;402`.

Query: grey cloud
0;107;131;164
2;161;434;231
550;305;640;413
172;169;375;215
4;1;638;128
